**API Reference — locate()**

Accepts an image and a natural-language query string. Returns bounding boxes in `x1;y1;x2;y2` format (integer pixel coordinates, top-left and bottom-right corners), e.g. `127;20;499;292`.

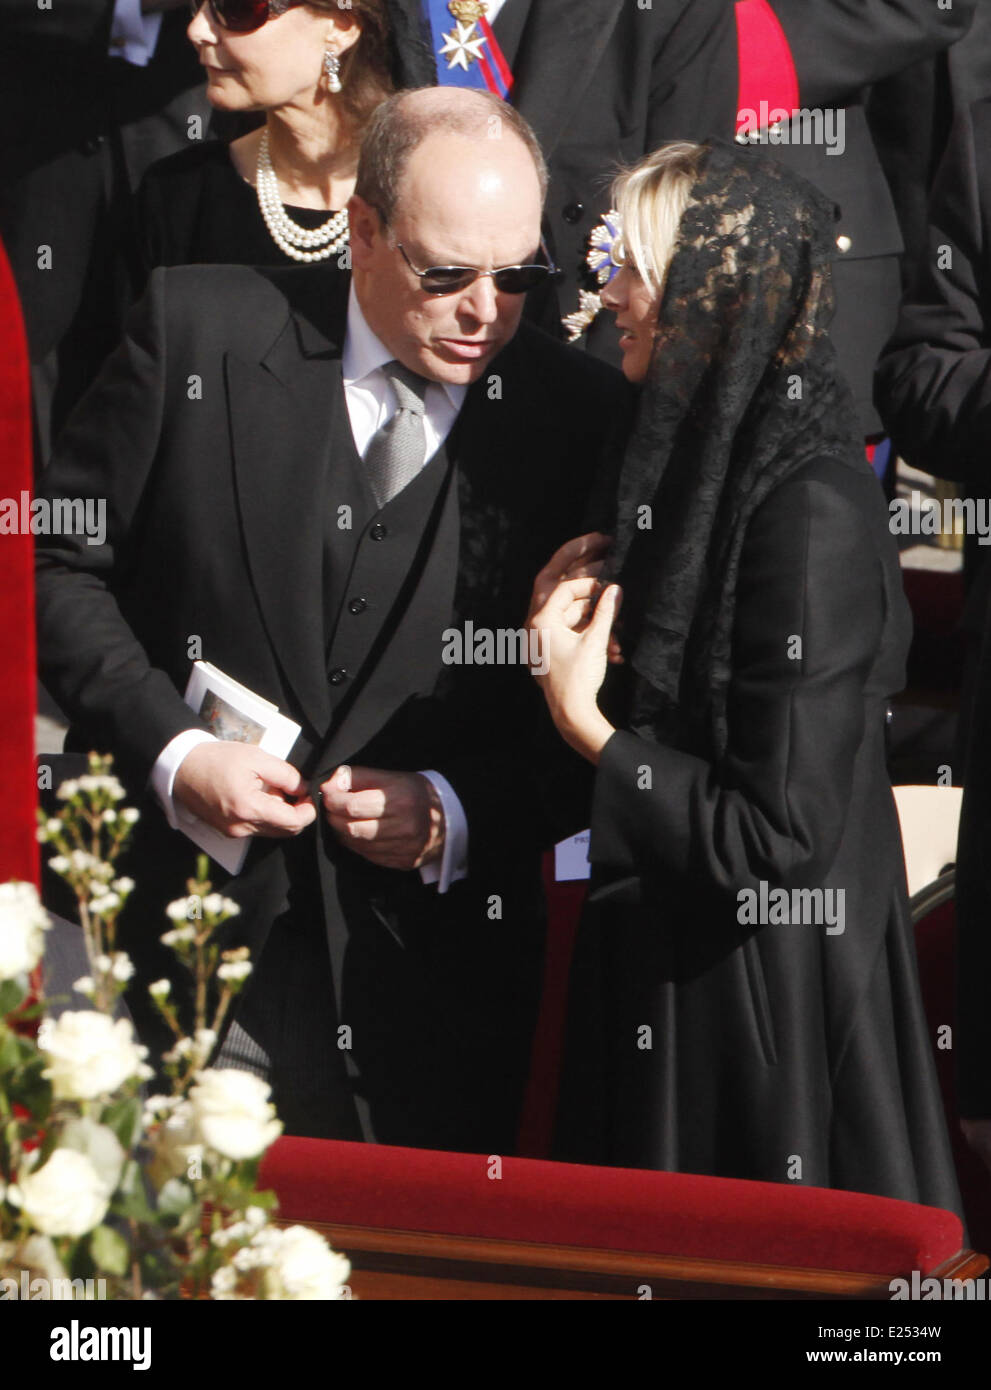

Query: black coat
496;0;738;364
0;1;214;454
555;453;962;1215
34;263;630;1152
868;0;991;275
745;0;978;436
874;97;991;610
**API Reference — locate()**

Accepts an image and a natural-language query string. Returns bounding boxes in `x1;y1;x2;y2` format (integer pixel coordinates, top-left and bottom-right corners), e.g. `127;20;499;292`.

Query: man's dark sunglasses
396;242;556;296
190;0;302;34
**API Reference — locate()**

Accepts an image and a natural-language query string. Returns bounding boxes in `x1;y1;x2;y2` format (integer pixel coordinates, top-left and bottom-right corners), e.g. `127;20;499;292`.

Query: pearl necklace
255;129;349;263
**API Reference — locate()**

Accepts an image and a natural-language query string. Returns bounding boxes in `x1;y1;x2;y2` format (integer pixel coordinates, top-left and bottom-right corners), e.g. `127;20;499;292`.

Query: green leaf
90;1224;130;1276
0;1027;23;1071
0;980;25;1017
157;1179;194;1217
112;1159;155;1224
102;1096;142;1150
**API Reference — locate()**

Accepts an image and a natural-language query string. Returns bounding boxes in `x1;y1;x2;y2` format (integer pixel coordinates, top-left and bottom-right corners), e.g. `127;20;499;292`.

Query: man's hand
961;1118;991;1178
320;765;445;871
174;742;317;838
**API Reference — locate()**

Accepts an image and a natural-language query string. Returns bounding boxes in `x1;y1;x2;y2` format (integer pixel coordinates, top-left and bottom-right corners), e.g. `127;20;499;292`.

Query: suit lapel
226;278;350;739
510;0;623;158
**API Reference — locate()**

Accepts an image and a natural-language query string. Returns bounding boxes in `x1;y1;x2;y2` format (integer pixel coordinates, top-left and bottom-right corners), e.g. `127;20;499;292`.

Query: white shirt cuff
109;0;164;66
150;729;218;827
418;770;468;894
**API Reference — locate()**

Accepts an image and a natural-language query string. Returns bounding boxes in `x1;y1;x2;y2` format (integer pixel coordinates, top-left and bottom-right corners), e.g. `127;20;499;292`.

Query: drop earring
323;49;342;94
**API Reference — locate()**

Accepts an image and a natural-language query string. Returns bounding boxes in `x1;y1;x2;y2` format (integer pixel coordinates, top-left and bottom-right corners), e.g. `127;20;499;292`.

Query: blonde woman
529;141;962;1212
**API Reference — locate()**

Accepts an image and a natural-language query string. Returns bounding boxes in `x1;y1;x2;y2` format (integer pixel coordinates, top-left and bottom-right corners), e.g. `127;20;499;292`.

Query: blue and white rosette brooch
562;209;623;343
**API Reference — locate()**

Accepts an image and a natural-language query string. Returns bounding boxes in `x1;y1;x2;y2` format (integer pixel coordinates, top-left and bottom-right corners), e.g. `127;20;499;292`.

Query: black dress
555;452;964;1217
552;141;963;1218
135;140;346;273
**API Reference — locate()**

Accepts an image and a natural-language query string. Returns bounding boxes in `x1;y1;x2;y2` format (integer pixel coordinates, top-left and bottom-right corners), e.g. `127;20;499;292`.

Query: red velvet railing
0;238;38;887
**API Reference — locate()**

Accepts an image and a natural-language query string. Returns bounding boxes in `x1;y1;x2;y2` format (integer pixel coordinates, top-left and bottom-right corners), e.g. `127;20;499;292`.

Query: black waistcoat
319;391;457;739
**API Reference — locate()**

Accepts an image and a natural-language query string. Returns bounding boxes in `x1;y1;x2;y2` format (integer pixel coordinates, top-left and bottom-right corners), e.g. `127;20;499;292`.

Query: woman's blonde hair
611;142;707;295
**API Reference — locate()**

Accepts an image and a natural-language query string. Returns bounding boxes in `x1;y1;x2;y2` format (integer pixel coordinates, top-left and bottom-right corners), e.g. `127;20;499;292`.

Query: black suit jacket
868;0;991;275
0;1;208;350
747;0;978;435
35;263;631;1150
874;95;991;1119
499;0;738;363
874;97;991;553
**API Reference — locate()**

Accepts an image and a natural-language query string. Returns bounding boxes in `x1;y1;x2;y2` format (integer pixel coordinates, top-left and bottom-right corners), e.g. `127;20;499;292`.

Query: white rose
18;1149;110;1237
258;1225;351;1300
59;1117;126;1194
189;1069;282;1160
0;881;50;981
40;1011;149;1100
210;1265;241;1299
20;1234;66;1285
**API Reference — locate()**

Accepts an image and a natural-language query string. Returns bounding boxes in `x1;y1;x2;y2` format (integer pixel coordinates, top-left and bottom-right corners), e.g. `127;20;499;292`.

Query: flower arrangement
0;754;349;1300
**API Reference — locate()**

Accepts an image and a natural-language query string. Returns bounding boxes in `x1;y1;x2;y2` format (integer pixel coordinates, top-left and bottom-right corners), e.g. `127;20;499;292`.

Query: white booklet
554;830;591;881
177;661;301;875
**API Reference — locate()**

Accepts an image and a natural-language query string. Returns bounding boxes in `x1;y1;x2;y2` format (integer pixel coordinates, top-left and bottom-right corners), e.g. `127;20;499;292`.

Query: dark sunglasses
189;0;302;34
395;242;556;296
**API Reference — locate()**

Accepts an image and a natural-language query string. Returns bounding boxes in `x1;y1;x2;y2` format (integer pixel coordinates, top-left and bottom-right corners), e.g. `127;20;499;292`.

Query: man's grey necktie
364;360;430;508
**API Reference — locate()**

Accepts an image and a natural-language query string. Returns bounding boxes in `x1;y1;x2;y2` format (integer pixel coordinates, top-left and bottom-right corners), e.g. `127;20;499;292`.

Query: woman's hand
528;532;624;664
528;576;621;765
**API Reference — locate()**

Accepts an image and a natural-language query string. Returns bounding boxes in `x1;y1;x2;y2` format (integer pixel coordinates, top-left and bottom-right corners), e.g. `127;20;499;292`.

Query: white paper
179;662;301;875
554;830;591;882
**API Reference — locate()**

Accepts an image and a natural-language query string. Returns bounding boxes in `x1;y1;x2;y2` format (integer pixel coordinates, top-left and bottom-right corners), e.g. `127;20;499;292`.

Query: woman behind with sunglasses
527;141;963;1213
134;0;433;277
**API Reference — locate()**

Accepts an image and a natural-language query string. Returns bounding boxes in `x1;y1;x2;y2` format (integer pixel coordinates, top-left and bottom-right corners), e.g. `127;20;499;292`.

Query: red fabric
914;899;991;1255
0;238;38;887
901;567;966;695
735;0;800;134
260;1137;963;1276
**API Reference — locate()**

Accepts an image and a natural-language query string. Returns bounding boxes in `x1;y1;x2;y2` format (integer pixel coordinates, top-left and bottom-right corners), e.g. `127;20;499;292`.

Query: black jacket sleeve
590;462;889;895
35;268;208;785
874;99;991;483
768;0;977;107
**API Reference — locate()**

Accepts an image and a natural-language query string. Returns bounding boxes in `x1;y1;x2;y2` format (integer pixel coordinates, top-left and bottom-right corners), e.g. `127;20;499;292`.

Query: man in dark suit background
734;0;979;438
35;86;629;1153
0;0;214;460
868;0;991;276
873;96;991;1180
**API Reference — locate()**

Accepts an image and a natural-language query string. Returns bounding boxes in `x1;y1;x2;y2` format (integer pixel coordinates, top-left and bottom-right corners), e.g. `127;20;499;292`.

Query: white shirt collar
343;283;464;411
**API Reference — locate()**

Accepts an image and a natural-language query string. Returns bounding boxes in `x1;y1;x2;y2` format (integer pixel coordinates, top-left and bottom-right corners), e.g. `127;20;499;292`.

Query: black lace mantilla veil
602;138;862;760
